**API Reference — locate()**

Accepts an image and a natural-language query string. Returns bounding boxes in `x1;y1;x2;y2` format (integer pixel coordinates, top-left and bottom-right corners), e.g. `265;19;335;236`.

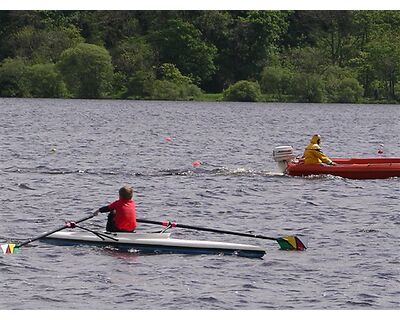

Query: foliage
143;63;201;100
335;77;364;103
2;11;400;102
0;58;67;98
290;73;326;103
260;65;293;97
363;33;400;99
57;43;114;98
150;80;201;101
223;80;262;102
111;36;155;75
0;57;31;97
322;65;357;101
148;19;217;84
28;63;68;98
285;46;328;74
232;11;290;79
111;36;155;96
7;25;83;63
125;70;155;99
158;63;193;84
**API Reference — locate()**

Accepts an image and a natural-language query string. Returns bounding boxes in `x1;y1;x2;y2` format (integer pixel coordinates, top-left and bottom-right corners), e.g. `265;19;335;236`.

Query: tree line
0;10;400;103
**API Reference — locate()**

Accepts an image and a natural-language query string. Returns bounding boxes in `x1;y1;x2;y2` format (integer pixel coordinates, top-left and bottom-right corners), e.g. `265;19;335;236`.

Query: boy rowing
94;186;137;232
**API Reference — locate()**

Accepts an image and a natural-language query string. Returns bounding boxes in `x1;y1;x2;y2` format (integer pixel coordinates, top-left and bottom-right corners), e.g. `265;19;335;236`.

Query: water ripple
0;99;399;309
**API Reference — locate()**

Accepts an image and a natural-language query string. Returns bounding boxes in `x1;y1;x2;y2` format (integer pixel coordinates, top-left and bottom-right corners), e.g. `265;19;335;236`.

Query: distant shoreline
1;95;399;105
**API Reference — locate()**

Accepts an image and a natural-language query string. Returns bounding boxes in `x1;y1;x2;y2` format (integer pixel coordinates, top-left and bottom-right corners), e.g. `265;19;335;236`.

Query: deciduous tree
58;43;113;98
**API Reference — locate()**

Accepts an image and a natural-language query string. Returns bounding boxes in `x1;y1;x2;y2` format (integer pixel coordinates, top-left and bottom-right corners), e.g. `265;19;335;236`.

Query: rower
94;186;137;232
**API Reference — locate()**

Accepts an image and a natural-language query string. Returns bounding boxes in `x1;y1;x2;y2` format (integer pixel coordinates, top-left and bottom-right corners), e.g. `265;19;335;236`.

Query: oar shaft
137;219;306;250
137;218;277;241
17;213;97;248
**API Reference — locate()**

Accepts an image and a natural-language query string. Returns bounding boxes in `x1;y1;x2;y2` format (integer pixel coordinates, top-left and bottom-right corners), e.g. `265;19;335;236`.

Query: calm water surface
0;98;399;309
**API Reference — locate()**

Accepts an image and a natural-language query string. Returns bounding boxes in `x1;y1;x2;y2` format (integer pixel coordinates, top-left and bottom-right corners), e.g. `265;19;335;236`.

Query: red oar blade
276;236;308;251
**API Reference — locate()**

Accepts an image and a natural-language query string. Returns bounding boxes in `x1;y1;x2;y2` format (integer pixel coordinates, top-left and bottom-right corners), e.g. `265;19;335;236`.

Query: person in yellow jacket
303;134;335;165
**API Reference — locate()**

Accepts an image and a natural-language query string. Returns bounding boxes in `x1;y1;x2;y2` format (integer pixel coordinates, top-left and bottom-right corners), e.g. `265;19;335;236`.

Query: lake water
0;98;399;310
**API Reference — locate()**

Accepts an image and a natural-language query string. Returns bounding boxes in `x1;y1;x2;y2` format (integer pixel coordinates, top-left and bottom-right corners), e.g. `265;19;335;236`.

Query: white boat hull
43;230;266;258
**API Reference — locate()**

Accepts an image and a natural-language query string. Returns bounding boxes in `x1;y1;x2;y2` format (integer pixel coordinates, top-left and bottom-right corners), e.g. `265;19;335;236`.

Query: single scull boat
42;230;267;258
3;214;304;256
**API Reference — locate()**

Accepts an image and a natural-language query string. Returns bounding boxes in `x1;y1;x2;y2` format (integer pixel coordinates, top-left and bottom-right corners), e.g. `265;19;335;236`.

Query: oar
74;225;119;242
137;218;307;251
1;213;97;254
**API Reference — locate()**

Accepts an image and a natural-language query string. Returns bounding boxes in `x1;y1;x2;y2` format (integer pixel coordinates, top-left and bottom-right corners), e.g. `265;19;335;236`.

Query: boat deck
42;230;266;258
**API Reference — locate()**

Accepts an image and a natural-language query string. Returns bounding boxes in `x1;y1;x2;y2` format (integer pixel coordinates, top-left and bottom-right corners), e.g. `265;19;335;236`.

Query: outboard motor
272;146;295;173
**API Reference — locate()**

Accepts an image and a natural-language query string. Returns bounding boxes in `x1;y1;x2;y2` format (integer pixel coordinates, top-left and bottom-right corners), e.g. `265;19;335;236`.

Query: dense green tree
111;71;128;98
260;65;293;98
215;11;290;86
157;63;193;84
352;11;381;48
148;19;217;85
149;63;201;100
0;57;31;97
2;10;400;102
124;70;155;99
150;80;181;100
290;73;326;103
28;63;68;98
150;80;201;101
364;33;400;99
335;78;364;103
112;36;155;75
282;11;321;48
7;26;38;60
322;65;355;101
285;46;328;74
132;11;181;33
123;63;202;100
72;11;141;48
312;11;357;66
37;26;83;62
57;43;114;98
223;80;262;102
192;11;233;47
191;11;236;91
111;36;156;97
7;25;83;63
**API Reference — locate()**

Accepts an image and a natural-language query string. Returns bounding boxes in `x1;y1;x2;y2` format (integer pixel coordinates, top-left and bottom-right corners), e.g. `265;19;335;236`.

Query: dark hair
119;186;133;199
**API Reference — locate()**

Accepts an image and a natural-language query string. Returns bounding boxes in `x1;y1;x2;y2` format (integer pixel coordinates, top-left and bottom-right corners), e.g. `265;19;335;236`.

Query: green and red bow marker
1;243;20;254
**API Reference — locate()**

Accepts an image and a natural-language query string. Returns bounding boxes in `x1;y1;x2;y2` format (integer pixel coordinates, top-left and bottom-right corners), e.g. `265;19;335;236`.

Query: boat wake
5;165;398;182
2;165;284;179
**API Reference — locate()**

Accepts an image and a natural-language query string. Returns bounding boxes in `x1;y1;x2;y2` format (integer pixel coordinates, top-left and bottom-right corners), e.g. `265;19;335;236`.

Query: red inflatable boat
273;146;400;180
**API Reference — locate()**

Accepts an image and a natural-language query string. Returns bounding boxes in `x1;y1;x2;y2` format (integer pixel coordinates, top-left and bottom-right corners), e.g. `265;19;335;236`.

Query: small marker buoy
164;137;172;142
50;148;57;153
192;160;202;168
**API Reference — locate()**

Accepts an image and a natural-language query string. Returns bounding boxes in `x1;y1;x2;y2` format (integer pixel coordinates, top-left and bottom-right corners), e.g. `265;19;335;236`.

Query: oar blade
2;213;98;254
1;243;20;254
276;236;308;251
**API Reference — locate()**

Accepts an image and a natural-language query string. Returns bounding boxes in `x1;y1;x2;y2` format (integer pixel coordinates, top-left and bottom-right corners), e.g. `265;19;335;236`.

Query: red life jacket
108;199;137;231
